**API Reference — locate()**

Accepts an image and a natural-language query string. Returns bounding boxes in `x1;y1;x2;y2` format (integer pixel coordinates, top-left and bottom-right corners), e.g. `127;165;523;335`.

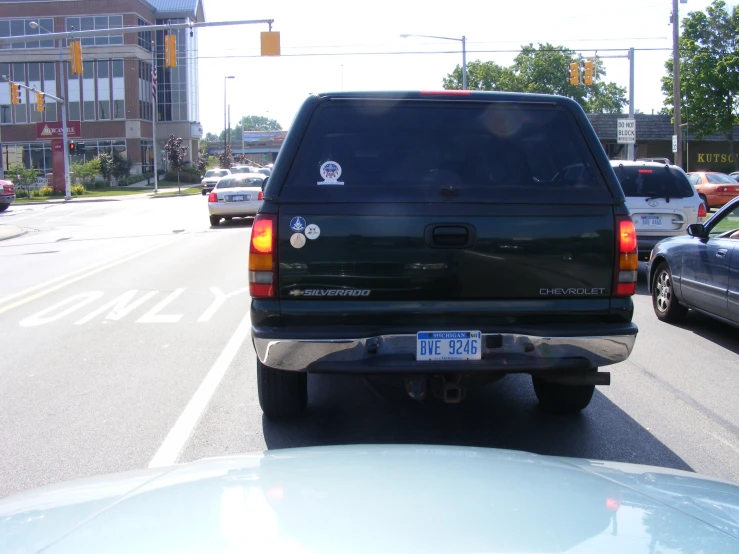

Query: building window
2;143;52;177
14;103;26;123
69;102;80;121
138;18;152;51
0;18;54;49
155;21;190;122
99;100;110;119
140;140;153;174
44;102;57;122
0;105;11;124
83;101;95;120
66;15;123;46
112;59;125;120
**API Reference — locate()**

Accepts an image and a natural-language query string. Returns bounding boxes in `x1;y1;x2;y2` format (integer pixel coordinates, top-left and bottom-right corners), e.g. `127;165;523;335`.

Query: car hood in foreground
1;445;738;553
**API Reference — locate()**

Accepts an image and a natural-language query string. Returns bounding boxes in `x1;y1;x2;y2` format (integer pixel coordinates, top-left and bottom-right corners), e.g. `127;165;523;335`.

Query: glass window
0;63;9;78
43;62;55;80
28;63;40;82
706;173;738;184
14;103;26;123
45;102;57;122
282;102;611;204
68;101;80;121
12;63;25;81
114;99;124;119
708;204;739;237
612;165;695;199
83;101;95;120
82;61;94;79
112;60;123;78
81;17;94;31
99;100;110;120
110;35;123;46
97;61;109;79
10;20;23;36
95;35;109;46
0;21;9;38
94;16;108;29
30;104;42;122
109;16;122;28
0;105;11;124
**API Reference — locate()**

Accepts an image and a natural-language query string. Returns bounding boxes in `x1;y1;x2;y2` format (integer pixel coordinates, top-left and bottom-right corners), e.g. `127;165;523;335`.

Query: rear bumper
208;201;262;216
0;194;14;205
252;329;637;373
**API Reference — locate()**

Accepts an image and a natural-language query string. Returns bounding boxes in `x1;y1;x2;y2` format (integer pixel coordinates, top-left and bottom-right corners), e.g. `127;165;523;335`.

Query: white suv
610;160;706;260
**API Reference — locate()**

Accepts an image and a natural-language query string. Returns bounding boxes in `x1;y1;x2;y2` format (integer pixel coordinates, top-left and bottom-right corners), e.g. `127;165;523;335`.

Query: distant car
207;173;265;226
730;171;739;181
636;157;672;165
0;179;15;212
687;171;739;209
254;167;271;177
611;161;705;260
230;165;260;174
200;169;231;195
648;196;739;327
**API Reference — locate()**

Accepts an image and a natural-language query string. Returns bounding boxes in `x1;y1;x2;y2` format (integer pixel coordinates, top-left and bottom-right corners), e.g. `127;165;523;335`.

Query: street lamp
30;20;71;200
224;75;235;155
401;33;467;90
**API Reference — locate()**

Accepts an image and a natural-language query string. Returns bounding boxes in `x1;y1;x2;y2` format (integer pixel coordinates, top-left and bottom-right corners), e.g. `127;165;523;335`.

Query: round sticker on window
318;161;344;185
305;224;320;240
290;233;306;249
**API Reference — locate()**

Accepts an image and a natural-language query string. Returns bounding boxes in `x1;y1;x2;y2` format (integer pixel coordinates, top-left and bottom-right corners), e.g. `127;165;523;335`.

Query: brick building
0;0;204;178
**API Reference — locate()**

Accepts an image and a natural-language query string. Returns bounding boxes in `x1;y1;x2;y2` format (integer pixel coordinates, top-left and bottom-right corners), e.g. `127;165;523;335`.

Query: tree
111;152;132;182
164;134;188;192
217;146;233;169
219;115;282;141
71;158;101;187
96;152;114;185
443;43;627;114
7;163;39;196
661;0;739;168
204;132;220;142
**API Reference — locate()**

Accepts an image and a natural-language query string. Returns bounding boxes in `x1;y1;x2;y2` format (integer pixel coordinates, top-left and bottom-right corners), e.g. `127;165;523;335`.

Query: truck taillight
698;202;707;220
249;214;277;297
208;191;218;202
615;216;637;296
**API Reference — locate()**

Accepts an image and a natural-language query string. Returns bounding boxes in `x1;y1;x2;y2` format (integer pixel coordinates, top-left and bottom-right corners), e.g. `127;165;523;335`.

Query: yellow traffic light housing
9;82;21;105
261;31;281;56
568;62;580;86
164;33;177;68
36;92;45;112
583;59;594;86
69;40;83;75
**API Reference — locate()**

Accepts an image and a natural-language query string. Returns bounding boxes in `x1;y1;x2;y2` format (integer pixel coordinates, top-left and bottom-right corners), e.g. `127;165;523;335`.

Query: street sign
617;119;636;144
36;121;81;139
672;134;678;153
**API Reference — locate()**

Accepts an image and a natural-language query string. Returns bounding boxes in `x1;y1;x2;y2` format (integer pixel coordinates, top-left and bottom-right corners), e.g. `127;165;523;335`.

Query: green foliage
443;43;627;114
71;185;85;196
71;158;101;185
117;173;154;186
164;171;201;184
206;155;219;169
92;180;107;189
7;164;39;189
96;152;114;183
217;147;232;169
111;152;132;180
661;0;739;166
219;115;282;141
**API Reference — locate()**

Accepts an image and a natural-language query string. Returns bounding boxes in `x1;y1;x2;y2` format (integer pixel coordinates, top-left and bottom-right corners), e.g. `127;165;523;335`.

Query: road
2;196;739;499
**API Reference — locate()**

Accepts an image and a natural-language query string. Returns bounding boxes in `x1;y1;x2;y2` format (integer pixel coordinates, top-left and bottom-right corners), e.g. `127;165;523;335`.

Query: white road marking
0;236;184;316
197;287;249;322
44;206;97;223
19;291;105;327
74;290;158;324
136;288;185;323
148;313;252;467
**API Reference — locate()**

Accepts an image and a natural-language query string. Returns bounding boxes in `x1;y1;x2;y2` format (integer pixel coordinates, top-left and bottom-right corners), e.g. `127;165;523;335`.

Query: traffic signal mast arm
7;80;63;103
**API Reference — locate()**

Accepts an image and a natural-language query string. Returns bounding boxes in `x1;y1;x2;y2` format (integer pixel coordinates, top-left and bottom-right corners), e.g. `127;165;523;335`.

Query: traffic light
568;62;580;86
35;92;45;112
69;141;76;154
9;82;21;105
583;59;594;86
164;33;177;68
69;40;82;75
261;31;281;56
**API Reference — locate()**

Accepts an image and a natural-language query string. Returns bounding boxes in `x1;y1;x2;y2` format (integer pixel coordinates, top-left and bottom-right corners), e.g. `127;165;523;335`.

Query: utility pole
672;0;682;168
628;48;635;160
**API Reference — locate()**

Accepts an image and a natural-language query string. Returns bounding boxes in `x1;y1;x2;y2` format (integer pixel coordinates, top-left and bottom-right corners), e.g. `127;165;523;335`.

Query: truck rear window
612;165;694;198
280;101;611;203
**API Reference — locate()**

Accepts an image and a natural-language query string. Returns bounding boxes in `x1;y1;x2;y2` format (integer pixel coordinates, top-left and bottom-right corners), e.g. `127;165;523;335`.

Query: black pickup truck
249;91;638;418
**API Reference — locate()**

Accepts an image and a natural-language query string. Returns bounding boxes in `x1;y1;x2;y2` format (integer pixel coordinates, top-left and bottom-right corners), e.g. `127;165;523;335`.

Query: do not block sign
617;119;636;144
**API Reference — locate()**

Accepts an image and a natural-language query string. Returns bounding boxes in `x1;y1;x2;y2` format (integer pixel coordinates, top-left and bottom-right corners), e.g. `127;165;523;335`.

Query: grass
13;180;202;203
150;186;201;197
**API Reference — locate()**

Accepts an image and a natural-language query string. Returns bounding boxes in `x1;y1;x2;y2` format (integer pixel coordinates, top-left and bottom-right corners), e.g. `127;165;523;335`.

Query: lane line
44;206;97;223
0;235;185;316
148;313;252;468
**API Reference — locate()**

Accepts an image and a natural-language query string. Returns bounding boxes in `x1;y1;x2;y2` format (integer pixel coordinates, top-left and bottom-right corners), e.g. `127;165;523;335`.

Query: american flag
151;63;157;101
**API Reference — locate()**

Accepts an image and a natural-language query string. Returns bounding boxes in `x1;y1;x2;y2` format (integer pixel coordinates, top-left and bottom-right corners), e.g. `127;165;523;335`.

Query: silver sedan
207;173;265;226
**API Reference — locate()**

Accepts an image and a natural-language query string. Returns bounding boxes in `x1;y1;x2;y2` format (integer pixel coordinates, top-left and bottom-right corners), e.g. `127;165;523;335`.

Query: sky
196;0;730;135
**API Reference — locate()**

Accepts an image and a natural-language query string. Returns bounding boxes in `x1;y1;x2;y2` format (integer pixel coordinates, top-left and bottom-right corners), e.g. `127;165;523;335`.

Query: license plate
640;216;662;226
228;194;248;202
416;331;482;361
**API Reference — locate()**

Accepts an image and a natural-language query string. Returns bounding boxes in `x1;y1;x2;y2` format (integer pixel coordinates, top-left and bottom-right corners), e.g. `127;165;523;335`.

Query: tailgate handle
425;224;476;248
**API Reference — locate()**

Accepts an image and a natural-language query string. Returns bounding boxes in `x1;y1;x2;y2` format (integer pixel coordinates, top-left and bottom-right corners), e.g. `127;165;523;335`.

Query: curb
12;198;120;205
0;225;28;241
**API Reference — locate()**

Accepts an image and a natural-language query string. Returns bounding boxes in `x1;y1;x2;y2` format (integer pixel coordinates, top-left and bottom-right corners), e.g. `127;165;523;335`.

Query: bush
71;185;85;196
92;180;107;189
118;173;153;186
40;187;53;197
165;171;202;184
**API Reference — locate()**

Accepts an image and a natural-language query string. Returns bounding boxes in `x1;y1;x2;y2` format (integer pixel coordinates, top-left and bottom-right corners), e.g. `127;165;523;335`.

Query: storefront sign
36;121;81;140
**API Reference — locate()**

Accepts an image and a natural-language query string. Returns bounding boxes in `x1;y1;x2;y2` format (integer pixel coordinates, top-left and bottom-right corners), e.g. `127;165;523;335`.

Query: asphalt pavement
2;197;739;499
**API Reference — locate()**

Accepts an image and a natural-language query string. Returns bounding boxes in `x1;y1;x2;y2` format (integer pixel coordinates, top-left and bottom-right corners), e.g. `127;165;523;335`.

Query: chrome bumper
253;333;636;372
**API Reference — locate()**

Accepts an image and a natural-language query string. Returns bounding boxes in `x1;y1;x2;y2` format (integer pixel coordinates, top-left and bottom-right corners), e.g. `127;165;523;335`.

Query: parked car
610;160;705;260
0;179;15;212
729;171;739;181
249;91;639;418
200;168;231;195
648;196;739;327
207;173;265;226
254;167;271;177
687;171;739;209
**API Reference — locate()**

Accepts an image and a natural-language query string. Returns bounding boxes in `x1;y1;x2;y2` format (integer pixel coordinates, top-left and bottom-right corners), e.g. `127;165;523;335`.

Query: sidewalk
13;192;153;205
0;225;27;241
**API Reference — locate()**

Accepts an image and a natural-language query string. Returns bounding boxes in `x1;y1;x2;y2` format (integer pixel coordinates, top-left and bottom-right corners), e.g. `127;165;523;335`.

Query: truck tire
652;262;688;322
257;360;307;419
209;215;220;226
0;204;8;212
532;375;595;413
